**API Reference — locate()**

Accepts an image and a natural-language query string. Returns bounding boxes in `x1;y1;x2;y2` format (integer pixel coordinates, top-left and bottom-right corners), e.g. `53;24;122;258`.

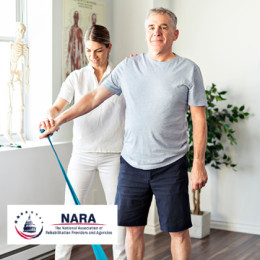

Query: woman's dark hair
84;24;110;48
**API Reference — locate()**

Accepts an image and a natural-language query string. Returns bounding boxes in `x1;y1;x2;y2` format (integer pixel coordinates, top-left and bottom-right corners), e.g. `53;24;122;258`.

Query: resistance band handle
40;129;108;260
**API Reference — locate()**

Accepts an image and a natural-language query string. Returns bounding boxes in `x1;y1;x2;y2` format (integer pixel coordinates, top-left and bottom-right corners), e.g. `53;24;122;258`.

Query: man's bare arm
189;106;208;190
39;86;114;138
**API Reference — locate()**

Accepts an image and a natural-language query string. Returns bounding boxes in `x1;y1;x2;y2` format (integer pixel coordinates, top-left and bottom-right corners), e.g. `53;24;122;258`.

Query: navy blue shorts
115;155;192;232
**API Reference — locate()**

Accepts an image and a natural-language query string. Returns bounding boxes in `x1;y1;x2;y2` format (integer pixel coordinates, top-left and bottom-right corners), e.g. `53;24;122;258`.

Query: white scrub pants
55;152;126;260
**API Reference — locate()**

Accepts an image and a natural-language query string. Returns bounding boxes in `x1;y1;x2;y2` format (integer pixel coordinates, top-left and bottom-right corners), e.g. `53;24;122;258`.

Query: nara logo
14;211;43;239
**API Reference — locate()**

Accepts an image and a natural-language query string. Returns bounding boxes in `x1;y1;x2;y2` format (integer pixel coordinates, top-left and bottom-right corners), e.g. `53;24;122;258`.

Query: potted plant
187;83;250;238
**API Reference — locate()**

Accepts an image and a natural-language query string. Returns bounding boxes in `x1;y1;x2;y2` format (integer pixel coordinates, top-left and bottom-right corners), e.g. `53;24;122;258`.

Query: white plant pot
189;211;211;239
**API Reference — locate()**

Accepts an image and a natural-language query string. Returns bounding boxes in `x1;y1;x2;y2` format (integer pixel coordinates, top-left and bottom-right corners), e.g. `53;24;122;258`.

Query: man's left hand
190;160;208;190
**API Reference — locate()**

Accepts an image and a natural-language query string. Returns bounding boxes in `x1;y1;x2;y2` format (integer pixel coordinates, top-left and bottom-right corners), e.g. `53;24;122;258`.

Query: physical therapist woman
39;24;126;260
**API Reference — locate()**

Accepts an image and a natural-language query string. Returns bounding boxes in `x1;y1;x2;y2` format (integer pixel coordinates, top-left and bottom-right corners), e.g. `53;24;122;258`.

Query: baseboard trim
211;220;260;235
144;219;260;236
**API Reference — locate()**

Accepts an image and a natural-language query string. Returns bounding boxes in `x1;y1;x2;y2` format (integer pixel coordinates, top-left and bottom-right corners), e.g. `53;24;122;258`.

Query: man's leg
150;156;192;260
98;153;126;260
169;229;191;260
115;157;153;260
125;226;145;260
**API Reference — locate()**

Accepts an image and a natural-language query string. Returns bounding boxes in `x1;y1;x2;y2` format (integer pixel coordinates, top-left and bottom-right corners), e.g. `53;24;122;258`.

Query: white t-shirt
58;63;125;153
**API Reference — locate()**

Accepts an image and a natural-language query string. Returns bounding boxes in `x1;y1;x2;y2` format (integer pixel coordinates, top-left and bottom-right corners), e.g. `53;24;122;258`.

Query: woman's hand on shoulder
125;53;138;59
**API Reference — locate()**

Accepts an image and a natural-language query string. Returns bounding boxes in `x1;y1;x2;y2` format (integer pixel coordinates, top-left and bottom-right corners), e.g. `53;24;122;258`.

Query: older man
41;7;208;260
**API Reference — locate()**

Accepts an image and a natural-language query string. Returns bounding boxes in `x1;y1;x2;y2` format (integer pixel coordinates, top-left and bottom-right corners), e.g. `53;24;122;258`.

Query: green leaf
216;96;225;101
239;105;245;111
224;124;230;131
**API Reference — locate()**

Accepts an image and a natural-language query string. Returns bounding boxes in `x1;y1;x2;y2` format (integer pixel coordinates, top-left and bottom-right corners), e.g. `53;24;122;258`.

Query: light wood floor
42;229;260;260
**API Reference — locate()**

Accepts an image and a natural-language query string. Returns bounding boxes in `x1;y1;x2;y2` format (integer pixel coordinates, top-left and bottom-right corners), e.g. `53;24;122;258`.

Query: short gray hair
145;7;177;29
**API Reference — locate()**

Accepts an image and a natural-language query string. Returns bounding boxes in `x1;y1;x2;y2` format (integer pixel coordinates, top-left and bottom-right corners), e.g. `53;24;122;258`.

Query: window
0;0;27;140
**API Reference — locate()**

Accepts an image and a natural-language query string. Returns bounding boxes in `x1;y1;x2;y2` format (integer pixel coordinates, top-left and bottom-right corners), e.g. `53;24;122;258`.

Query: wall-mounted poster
62;0;105;80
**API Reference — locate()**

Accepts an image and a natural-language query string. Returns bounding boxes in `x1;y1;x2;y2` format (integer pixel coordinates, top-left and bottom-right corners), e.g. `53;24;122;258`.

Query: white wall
171;0;260;234
110;0;172;64
110;0;152;64
26;0;73;143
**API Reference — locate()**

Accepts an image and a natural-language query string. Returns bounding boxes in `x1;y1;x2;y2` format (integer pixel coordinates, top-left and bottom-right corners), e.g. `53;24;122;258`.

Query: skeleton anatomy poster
62;0;105;80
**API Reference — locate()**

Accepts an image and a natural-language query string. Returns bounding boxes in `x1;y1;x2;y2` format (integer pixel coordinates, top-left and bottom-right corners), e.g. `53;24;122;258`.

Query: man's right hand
39;118;60;139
